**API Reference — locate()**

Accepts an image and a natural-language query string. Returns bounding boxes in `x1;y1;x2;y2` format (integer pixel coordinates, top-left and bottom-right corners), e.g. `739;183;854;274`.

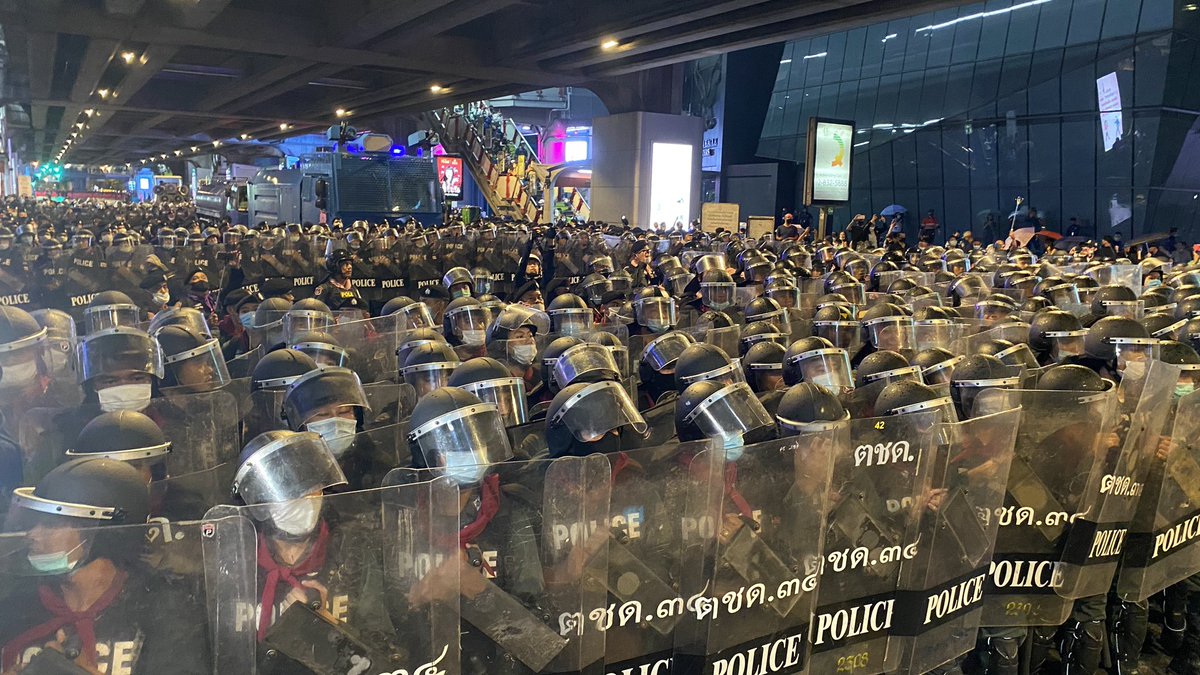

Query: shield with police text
1118;390;1200;601
671;431;837;675
1055;361;1179;600
973;386;1119;627
203;478;461;675
0;518;246;674
804;411;942;675
892;408;1020;673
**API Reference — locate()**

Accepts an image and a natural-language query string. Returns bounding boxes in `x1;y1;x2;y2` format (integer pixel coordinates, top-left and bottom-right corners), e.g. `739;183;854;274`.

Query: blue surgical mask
720;433;745;462
239;313;255;329
1147;279;1162;288
1176;383;1195;399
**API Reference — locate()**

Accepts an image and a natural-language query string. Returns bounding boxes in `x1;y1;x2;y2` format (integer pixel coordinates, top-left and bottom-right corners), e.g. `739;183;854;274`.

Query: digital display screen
1096;72;1123;152
138;178;151;191
564;140;589;162
650;142;692;228
804;118;853;204
436;156;464;199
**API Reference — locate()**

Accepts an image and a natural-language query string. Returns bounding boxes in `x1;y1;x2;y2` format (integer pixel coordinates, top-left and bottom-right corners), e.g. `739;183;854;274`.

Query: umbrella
1035;230;1062;241
1058;236;1090;247
880;204;907;217
1126;232;1170;247
1010;227;1036;247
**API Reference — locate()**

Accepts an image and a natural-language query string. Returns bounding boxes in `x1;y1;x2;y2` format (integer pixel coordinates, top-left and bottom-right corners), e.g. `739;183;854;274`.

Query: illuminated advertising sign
803;117;854;205
650;142;693;228
1096;72;1123;152
436;155;464;199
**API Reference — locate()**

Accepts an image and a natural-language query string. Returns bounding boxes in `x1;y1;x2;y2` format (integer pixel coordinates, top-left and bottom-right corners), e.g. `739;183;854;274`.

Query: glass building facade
758;0;1200;243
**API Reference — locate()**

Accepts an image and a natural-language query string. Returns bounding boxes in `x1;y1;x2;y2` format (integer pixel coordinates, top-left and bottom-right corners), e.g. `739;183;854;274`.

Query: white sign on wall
1096;72;1123;153
804;118;854;205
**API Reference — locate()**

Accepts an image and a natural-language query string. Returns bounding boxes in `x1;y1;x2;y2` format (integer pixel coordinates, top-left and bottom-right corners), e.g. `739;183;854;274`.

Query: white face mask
268;496;323;537
97;383;153;412
510;343;537;366
461;329;486;346
0;359;39;388
809;372;840;392
442;452;489;486
1120;359;1148;380
307;417;357;455
152;290;171;305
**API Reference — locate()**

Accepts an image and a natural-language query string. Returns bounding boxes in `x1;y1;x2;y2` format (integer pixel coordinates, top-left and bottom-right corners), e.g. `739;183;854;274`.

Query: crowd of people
2;194;1200;674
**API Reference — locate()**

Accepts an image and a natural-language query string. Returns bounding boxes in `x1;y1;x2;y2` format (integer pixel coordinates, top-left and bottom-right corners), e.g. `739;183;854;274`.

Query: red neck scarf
458;474;501;574
3;569;128;670
255;521;330;641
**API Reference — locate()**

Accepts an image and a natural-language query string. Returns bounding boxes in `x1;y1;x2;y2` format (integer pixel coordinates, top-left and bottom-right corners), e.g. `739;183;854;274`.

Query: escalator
427;103;590;223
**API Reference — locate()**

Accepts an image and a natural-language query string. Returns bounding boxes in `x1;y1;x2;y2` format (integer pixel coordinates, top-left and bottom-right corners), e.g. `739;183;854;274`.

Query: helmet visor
403;362;457;399
163;338;231;392
1048;284;1081;306
459;377;528;427
410;403;515;479
1113;338;1160;370
914;320;964;351
233;431;348;505
1046;329;1087;361
813;320;861;351
765;285;800;309
701;282;736;309
679;357;746;387
683;382;774;439
84;304;139;335
864;316;915;351
1102;300;1144;321
0;328;50;390
78;329;163;383
448;306;494;339
795;348;854;394
283;311;333;343
643;332;694;372
550;380;647;442
549;308;594;337
396;302;436;330
553;343;620;390
293;341;350;368
994;343;1039;370
636;297;677;329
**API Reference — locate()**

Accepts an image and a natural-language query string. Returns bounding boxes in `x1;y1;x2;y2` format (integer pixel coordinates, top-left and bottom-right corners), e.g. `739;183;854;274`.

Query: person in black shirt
775;213;799;241
312;250;365;312
623;240;656;288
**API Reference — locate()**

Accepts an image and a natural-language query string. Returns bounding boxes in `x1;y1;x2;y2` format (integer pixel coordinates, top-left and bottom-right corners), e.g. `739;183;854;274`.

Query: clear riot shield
157;389;241;476
150;463;234;521
892;408;1020;673
805;411;942;675
342;423;410;490
951;322;1030;355
599;441;708;674
973;386;1119;627
1092;264;1143;295
0;518;243;674
203;478;461;675
388;455;612;675
1118;390;1200;601
1055;361;1179;600
361;381;413;429
327;314;403;384
704;325;741;360
226;345;263;380
672;433;836;675
17;406;74;485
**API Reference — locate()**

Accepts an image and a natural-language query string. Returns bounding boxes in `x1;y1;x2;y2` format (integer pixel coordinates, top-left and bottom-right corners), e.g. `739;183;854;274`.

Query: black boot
1059;618;1104;675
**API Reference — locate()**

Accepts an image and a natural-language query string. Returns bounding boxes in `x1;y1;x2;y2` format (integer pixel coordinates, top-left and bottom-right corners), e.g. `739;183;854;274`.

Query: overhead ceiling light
121;51;137;64
881;33;898;42
335;108;348;117
190;146;198;152
1185;3;1198;9
430;85;443;93
212;140;221;147
803;51;828;59
239;133;251;140
84;109;95;116
279;123;290;131
173;150;182;156
779;59;792;64
600;39;620;50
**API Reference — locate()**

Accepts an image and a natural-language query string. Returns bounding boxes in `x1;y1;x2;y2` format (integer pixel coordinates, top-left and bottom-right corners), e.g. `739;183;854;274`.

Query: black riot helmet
0;305;50;391
739;321;790;357
950;354;1021;419
325;248;353;277
252;348;318;391
281;366;370;431
783;336;834;386
860;303;913;352
401;342;461;398
698;310;735;330
383;297;437;331
914;347;961;386
788;342;854;395
699;269;737;310
282;299;334;343
1083;316;1154;363
744;296;786;327
1176;295;1200;321
66;411;171;481
1159;339;1200;370
1090;284;1138;317
875;380;955;418
1037;364;1110;392
442;266;475;298
546;380;648;457
552;342;621;392
675;342;741;392
84;290;139;335
290;330;349;368
442;296;492;347
776;382;849;436
675;380;774;444
1145;313;1186;340
396;327;448;369
407;387;514;482
579;273;613;307
742;340;786;393
542;336;584;395
546;293;594;336
8;458;152;569
855;350;920;389
447;357;529;428
233;430;348;510
155;325;230;391
251;297;293;350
